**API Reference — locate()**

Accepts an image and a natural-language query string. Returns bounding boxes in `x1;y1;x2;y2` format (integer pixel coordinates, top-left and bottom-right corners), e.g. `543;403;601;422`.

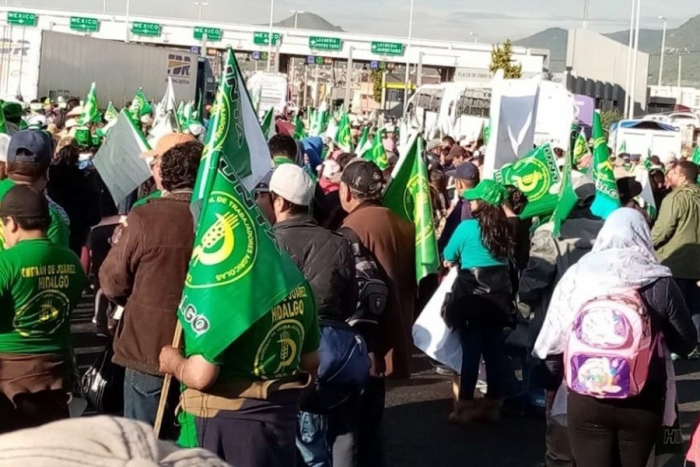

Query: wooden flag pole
154;321;183;438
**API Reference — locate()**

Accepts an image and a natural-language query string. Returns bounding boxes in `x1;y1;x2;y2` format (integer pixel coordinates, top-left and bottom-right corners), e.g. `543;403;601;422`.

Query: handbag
80;345;125;415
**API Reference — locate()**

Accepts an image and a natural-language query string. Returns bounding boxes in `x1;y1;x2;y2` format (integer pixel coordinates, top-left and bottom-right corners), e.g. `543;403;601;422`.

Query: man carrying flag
158;49;320;467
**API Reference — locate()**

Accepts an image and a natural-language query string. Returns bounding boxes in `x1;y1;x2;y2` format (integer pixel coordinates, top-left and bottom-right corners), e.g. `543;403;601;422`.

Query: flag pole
154;321;183;438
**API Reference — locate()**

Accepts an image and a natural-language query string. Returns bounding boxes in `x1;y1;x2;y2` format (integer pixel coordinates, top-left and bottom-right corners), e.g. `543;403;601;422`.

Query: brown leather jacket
100;192;194;376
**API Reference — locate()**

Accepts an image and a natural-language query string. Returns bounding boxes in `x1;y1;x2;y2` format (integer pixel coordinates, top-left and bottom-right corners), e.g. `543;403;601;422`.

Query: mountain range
514;14;700;86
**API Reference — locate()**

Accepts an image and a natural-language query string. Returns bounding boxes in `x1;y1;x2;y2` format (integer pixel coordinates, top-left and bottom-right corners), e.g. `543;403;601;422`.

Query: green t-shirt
185;283;321;382
0;179;70;251
0;238;86;354
443;219;507;270
132;189;163;208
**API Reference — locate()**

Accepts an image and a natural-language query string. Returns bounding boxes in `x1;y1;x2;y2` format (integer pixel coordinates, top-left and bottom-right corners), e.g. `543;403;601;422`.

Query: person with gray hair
0;416;231;467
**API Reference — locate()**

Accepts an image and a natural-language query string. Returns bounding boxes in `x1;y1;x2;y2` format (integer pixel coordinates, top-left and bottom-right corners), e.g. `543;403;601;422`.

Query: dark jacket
99;193;195;376
543;276;696;393
274;214;356;322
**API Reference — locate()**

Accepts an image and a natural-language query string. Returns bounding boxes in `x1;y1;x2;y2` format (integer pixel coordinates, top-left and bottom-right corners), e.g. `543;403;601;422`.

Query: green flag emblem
590;112;621;220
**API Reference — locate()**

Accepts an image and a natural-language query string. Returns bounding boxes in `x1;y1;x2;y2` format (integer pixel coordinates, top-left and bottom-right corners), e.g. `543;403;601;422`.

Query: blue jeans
459;326;506;400
297;411;331;467
123;368;163;427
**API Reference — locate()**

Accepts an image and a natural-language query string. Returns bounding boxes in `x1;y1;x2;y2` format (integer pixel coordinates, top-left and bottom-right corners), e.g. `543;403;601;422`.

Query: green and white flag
0;101;9;134
692;146;700;165
551;145;579;237
183;101;194;123
194;48;274;204
383;135;439;282
590;111;621;220
104;101;119;123
129;87;153;119
335;113;353;152
355;126;371;157
156;77;177;120
364;130;389;171
635;167;657;220
260;107;275;140
92;110;151;206
495;143;561;219
176;101;186;128
483;118;491;145
618;140;627;155
309;102;328;137
293;115;306;140
573;132;590;166
78;82;101;126
177;46;305;386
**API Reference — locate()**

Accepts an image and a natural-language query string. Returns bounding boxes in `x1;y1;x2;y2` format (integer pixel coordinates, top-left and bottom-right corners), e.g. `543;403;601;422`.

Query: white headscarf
534;208;671;358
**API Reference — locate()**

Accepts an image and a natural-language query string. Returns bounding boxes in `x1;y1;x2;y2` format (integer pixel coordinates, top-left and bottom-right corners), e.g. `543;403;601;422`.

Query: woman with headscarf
443;180;515;425
534;208;696;467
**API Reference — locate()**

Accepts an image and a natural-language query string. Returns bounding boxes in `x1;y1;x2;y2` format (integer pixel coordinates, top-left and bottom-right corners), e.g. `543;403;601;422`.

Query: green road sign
194;26;222;41
131;21;161;37
253;31;281;46
309;36;342;52
70;16;100;33
371;41;405;56
7;11;37;27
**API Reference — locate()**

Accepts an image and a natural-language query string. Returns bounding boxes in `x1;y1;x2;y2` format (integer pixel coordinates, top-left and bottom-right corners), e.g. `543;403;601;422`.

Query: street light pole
658;16;667;86
678;53;683;89
624;0;636;118
629;0;642;119
291;10;305;29
403;0;415;113
582;0;590;29
125;0;131;43
470;32;478;43
266;0;275;71
103;0;107;14
194;2;209;20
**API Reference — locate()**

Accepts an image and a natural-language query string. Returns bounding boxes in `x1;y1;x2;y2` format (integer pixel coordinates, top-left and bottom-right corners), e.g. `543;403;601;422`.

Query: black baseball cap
341;159;384;198
446;161;479;181
8;130;53;164
0;184;49;219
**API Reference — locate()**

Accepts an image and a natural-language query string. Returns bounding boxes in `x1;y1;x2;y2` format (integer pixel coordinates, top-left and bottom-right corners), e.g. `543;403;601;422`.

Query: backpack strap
338;227;363;257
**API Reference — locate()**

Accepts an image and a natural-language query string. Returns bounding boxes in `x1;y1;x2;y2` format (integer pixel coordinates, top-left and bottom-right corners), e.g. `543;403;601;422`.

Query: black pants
675;278;700;316
458;325;506;400
567;391;663;467
356;377;386;467
196;396;299;467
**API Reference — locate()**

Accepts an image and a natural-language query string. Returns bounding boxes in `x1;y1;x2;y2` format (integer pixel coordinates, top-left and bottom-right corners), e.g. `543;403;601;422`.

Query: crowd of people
0;89;698;467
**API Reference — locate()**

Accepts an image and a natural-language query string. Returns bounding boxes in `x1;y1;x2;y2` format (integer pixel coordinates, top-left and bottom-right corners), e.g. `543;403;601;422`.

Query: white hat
321;159;341;180
0;134;10;163
270;164;315;206
66;106;82;117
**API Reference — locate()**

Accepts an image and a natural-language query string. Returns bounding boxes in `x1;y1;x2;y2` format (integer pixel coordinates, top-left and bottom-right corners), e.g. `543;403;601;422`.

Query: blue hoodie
301;136;324;170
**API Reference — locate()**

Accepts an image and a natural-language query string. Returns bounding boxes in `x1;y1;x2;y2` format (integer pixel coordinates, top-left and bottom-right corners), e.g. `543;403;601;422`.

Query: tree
370;70;383;103
600;108;623;134
490;40;523;79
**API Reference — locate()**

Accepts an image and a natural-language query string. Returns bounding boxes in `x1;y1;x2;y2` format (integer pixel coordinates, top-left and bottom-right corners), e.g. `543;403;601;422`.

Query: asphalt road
71;297;700;467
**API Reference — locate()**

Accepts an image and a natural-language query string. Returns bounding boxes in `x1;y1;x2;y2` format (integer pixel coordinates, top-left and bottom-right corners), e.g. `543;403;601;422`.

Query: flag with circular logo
590;111;621;220
495;143;561;218
383;135;438;282
179;48;304;362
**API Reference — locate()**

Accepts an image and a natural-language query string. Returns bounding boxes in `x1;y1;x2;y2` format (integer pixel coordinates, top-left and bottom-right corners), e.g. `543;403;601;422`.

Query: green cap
3;101;22;121
74;127;92;147
462;179;507;206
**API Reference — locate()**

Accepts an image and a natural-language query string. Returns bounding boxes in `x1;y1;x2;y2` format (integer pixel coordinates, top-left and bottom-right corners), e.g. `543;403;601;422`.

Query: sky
6;0;700;43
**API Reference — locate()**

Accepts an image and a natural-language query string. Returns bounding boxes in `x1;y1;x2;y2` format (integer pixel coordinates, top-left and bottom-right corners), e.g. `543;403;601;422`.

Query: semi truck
0;29;215;107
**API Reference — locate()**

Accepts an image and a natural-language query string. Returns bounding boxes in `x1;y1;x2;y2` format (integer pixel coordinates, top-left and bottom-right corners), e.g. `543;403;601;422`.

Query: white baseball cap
270;164;315;206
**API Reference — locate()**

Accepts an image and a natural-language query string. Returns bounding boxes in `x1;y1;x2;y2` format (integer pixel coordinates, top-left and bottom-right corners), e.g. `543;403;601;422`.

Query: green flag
0;102;8;134
104;101;119;123
176;101;186;128
78;82;101;125
364;130;389;170
293;115;306;140
692;146;700;165
618;140;627;155
590;112;621;220
482;119;491;145
260;107;275;140
355;126;370;157
495;144;561;219
335;114;352;152
179;48;304;364
309;103;328;137
383;135;439;282
551;145;579;237
573;132;590;166
129;88;153;119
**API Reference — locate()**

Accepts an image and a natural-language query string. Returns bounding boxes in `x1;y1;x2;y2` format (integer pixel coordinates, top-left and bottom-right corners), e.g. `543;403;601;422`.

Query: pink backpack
564;291;655;399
